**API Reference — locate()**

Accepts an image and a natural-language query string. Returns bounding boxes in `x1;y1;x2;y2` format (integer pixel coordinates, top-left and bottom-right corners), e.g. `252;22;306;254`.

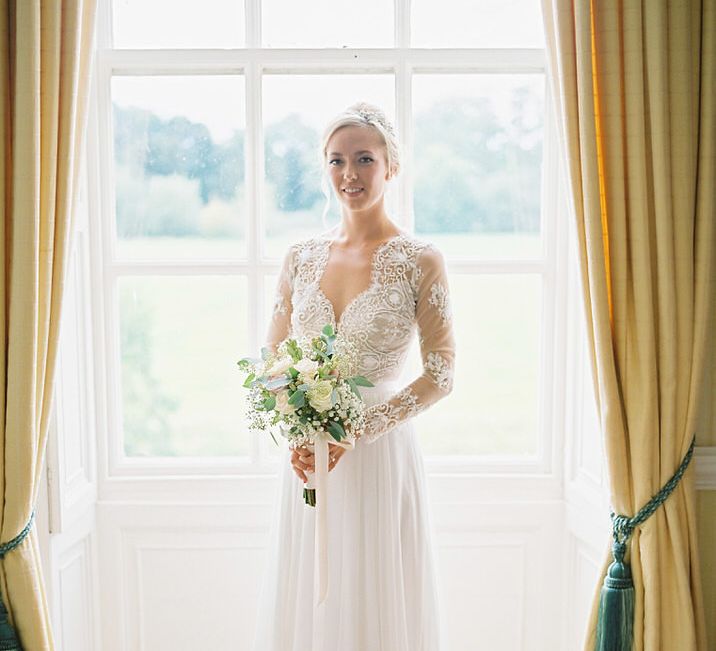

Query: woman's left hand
297;442;348;473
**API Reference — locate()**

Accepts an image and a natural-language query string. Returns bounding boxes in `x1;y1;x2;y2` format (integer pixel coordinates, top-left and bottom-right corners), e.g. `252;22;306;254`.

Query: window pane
112;0;244;49
262;0;392;48
118;276;248;457
417;273;541;455
262;74;395;258
413;74;544;259
112;75;246;260
412;0;545;48
263;274;285;461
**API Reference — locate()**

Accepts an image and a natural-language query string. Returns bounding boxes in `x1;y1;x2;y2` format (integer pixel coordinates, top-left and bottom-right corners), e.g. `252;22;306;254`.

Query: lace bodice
264;231;456;443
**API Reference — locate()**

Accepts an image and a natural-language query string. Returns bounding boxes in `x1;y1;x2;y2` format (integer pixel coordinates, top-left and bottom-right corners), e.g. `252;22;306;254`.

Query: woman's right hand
290;446;311;483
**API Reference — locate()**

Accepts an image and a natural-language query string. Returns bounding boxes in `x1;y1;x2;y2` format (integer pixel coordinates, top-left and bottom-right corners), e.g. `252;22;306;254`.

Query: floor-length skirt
250;380;442;651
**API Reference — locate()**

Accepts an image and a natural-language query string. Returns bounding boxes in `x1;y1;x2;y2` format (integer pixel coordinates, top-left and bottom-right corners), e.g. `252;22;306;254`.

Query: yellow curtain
542;0;714;649
0;1;97;648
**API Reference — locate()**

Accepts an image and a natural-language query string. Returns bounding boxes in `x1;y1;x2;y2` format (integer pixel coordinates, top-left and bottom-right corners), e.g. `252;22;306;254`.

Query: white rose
266;355;293;376
306;380;334;413
294;357;319;381
275;390;296;415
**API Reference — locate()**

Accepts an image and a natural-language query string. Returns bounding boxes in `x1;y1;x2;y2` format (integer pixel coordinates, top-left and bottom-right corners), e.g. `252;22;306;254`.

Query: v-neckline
316;232;404;331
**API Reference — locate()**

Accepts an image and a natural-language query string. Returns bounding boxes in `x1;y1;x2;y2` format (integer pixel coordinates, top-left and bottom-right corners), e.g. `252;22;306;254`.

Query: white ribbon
304;431;355;607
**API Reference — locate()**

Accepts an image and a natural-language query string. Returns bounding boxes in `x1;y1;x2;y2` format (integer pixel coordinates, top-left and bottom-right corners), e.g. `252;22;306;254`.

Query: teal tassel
595;541;634;651
0;597;22;650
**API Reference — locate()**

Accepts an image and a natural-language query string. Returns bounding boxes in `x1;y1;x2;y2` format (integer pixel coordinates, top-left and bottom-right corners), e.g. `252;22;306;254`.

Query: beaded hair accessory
354;107;396;136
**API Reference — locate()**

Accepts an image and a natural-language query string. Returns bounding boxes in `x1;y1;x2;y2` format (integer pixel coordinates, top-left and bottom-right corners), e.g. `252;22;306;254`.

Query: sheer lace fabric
264;231;456;443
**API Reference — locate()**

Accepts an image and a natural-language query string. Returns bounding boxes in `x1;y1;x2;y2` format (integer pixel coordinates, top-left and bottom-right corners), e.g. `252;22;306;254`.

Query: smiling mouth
343;188;364;195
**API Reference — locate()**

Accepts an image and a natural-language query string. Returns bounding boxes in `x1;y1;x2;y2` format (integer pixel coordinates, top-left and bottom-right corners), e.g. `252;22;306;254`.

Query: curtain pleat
542;0;714;649
0;1;97;648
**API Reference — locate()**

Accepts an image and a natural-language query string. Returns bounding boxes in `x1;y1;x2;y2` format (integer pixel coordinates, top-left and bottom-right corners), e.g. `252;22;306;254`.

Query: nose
343;166;358;181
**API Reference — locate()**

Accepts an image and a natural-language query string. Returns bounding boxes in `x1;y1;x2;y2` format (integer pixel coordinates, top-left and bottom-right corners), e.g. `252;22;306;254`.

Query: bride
251;101;456;651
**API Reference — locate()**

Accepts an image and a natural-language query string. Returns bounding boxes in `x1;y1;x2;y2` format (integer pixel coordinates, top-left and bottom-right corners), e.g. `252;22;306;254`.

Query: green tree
120;288;179;456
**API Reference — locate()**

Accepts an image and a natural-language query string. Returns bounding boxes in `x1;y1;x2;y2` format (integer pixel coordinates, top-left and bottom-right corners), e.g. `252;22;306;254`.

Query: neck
332;202;399;246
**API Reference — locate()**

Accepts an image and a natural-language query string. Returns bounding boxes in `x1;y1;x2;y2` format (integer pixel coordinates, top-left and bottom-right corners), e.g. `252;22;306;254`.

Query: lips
343;188;364;195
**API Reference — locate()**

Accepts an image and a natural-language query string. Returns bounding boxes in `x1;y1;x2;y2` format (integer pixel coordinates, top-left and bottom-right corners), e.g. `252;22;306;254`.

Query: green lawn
118;233;543;457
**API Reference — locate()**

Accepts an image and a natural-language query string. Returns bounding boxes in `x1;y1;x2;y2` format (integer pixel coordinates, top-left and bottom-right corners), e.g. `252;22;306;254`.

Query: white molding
695;446;716;490
101;47;545;73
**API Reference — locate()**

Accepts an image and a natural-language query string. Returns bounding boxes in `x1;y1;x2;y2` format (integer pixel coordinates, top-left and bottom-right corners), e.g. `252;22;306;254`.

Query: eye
360;156;374;163
328;158;342;166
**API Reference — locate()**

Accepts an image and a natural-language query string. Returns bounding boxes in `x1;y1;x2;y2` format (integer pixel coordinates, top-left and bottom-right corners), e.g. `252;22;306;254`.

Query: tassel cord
610;436;696;546
0;511;36;559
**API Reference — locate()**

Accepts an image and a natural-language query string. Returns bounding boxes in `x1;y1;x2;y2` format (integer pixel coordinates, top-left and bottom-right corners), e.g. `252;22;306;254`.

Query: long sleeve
359;244;456;444
264;244;296;354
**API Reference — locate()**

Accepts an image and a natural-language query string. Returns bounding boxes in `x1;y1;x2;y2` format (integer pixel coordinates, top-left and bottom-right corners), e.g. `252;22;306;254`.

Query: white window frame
87;0;569;502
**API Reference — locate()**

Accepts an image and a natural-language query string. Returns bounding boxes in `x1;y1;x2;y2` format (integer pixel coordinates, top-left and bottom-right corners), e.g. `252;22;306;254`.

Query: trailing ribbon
306;433;354;608
596;436;696;651
0;509;36;651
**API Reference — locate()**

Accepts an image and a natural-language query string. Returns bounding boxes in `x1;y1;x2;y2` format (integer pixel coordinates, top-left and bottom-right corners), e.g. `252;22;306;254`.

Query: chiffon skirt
250;380;442;651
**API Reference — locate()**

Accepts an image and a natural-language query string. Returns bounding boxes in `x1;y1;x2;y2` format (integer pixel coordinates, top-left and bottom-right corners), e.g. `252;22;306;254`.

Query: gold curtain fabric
0;1;96;648
542;0;715;649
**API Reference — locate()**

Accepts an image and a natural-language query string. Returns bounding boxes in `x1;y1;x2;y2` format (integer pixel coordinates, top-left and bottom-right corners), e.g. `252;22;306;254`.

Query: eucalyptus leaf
351;375;375;387
322;324;334;337
327;420;345;442
263;395;276;411
266;376;291;390
346;377;362;398
288;390;305;407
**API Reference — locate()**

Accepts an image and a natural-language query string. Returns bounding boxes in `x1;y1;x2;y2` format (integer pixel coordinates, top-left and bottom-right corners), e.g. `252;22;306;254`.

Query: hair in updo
318;102;401;229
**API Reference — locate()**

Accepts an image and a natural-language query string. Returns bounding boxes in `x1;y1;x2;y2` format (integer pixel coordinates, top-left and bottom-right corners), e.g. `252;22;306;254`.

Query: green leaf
288;367;299;379
351;375;374;387
327;420;345;442
322;324;334;337
331;388;338;406
237;357;259;371
346;377;361;398
266;376;291;390
288;389;305;407
260;347;272;361
263;395;276;411
242;372;256;388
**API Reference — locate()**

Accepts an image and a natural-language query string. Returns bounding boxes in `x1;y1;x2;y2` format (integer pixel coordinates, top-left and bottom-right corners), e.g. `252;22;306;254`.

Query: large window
97;0;553;470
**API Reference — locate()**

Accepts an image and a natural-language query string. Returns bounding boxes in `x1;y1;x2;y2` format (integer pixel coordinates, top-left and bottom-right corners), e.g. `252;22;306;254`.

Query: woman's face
325;125;392;213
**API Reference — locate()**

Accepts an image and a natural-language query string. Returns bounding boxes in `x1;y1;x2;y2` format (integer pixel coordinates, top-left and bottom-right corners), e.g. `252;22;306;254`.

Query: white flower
266;355;293;376
275;390;296;415
306;380;334;413
293;357;319;381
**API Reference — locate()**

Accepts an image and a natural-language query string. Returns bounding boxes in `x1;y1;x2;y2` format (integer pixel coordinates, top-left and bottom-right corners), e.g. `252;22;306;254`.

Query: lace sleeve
359;244;456;444
263;244;296;354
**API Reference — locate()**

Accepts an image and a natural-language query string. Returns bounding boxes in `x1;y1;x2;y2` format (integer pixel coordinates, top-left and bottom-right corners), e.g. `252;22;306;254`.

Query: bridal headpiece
353;106;396;136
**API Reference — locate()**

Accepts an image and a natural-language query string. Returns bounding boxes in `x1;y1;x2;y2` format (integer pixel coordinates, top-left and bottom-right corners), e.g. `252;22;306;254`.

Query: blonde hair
318;102;400;229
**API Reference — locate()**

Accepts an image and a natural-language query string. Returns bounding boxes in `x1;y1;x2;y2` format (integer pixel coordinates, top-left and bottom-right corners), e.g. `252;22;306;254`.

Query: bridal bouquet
237;324;373;506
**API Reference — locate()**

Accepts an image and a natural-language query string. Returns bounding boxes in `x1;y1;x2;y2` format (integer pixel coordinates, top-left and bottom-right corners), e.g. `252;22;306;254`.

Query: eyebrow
327;150;375;156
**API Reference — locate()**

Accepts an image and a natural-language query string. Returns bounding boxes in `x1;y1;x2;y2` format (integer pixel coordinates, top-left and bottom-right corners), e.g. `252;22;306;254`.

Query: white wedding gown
251;230;456;651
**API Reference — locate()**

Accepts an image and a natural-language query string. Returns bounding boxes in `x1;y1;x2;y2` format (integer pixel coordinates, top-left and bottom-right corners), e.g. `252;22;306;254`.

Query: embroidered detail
425;351;453;391
362;386;425;443
428;281;452;325
282;232;455;443
290;235;431;384
272;293;288;317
